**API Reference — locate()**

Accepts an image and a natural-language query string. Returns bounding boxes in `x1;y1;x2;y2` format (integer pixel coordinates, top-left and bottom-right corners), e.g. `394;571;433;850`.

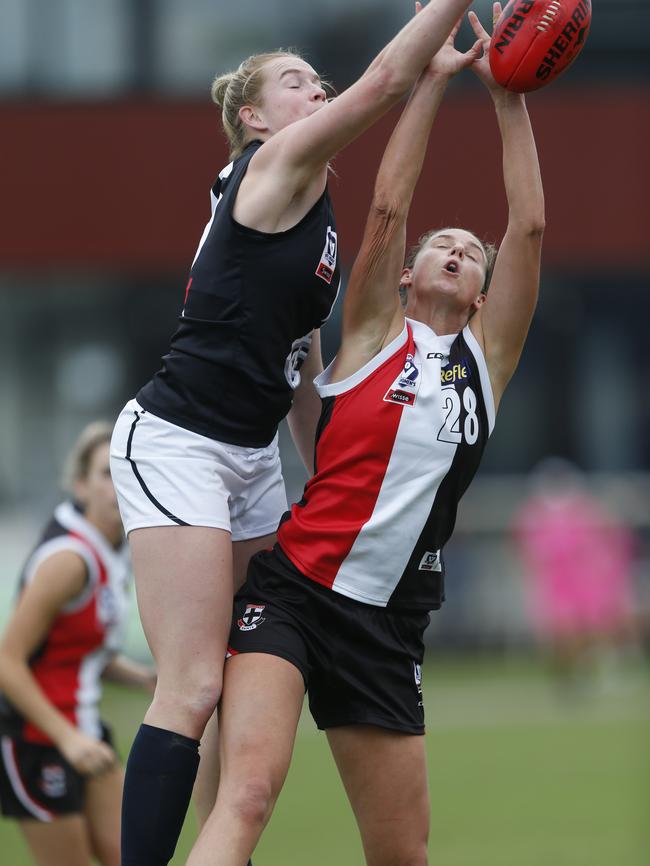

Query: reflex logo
440;361;469;385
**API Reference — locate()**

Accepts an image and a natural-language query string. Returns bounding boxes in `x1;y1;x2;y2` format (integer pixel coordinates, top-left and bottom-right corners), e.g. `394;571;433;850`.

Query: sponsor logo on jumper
536;1;591;80
427;352;447;361
237;604;266;631
315;226;338;284
418;550;442;572
40;764;66;798
384;354;421;406
440;362;469;385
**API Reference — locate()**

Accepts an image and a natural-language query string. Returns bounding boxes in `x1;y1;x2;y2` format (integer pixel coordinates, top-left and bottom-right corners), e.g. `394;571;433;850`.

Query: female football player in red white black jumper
188;5;545;865
0;423;154;866
108;3;475;864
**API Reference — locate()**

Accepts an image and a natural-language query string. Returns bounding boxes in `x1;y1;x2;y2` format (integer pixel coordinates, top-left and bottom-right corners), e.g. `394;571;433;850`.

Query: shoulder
23;549;89;612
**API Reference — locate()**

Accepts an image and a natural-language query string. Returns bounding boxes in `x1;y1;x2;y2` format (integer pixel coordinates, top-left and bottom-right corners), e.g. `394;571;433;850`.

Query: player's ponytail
211;49;302;160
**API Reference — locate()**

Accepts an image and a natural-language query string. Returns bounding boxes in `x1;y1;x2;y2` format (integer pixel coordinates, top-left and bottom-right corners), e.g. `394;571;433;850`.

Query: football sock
121;723;200;866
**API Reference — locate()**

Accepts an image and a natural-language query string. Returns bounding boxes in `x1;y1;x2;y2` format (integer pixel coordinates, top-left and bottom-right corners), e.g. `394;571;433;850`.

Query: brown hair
62;421;112;492
211;49;303;160
401;227;498;304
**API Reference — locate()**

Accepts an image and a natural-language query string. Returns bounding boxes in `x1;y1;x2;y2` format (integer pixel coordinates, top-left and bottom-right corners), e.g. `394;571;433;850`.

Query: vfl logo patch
413;662;423;707
97;586;118;626
237;604;266;631
418;550;442;572
40;764;67;798
315;226;337;284
384;353;421;406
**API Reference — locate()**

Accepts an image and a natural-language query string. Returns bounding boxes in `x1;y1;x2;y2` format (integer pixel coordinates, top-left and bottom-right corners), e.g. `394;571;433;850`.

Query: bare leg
186;653;304;866
122;525;234;866
327;726;430;866
83;764;124;866
19;815;92;866
194;532;276;830
130;525;234;737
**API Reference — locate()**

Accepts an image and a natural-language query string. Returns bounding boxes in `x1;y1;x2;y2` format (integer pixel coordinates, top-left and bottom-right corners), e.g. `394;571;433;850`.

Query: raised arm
238;0;474;227
468;3;545;408
331;18;481;380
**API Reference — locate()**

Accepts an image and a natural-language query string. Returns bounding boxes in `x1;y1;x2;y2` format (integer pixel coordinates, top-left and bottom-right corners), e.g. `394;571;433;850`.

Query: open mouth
444;261;460;275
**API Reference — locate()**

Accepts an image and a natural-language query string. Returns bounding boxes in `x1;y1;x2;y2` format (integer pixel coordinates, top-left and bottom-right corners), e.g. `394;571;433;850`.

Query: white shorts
109;400;288;541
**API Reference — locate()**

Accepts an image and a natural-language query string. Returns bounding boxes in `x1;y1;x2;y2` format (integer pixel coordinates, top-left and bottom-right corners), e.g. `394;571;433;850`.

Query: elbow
370;190;407;229
528;211;546;236
369;63;410;105
510;213;545;238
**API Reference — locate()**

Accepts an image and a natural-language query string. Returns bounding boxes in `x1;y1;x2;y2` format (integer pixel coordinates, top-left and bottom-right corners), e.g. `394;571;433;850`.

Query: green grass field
2;655;648;866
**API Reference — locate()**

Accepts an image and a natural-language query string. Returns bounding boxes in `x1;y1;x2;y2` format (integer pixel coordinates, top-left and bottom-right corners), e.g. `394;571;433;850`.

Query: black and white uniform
228;319;495;732
111;140;340;539
0;503;129;820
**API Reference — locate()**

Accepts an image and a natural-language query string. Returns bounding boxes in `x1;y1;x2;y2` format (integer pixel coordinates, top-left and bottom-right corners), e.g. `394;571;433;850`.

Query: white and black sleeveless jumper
137;140;341;448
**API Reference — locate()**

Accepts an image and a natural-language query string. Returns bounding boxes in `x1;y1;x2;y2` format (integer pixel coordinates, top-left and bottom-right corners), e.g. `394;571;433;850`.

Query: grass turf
1;656;648;865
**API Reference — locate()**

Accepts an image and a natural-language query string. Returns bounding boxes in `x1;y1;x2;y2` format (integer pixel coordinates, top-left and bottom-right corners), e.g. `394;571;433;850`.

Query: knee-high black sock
121;723;200;866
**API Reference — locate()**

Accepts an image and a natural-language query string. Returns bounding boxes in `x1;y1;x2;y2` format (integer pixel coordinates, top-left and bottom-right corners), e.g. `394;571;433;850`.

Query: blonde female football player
0;424;154;866
188;5;544;864
108;3;476;864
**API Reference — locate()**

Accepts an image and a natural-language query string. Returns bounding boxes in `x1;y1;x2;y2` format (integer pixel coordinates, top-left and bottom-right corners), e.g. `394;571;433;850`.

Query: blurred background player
0;423;154;866
514;457;639;692
187;5;545;864
108;3;476;864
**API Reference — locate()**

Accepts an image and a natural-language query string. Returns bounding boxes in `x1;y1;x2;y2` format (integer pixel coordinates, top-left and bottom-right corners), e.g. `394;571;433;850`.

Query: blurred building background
0;0;648;651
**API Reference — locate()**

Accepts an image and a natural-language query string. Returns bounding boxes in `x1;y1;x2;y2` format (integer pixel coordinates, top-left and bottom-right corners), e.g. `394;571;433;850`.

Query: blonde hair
401;227;498;304
62;421;112;493
211;49;302;160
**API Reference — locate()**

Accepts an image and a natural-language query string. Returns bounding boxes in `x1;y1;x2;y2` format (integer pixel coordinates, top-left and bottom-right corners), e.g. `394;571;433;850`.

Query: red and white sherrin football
489;0;592;93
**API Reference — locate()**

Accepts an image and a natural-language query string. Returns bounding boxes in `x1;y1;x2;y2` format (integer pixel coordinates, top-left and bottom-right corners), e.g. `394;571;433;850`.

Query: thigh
232;532;276;591
19;814;93;866
129;525;234;735
83;764;124;866
130;525;233;672
218;653;305;794
327;726;430;866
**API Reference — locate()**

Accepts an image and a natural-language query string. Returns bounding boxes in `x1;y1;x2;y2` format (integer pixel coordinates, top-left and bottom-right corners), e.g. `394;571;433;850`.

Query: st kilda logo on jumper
384;353;421;406
237;604;266;631
315;226;338;284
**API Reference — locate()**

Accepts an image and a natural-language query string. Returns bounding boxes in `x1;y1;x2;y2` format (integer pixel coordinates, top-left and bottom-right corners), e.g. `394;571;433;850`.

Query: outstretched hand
416;2;482;79
467;2;509;93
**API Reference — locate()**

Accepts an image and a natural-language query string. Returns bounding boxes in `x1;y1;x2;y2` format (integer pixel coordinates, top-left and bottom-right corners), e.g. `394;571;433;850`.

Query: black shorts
0;723;114;821
228;548;430;734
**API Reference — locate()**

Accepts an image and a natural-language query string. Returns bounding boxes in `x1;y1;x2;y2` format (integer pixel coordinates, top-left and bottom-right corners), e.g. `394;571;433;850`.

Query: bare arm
103;656;156;692
0;552;116;775
237;0;474;230
286;330;325;475
468;5;545;407
332;20;481;380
